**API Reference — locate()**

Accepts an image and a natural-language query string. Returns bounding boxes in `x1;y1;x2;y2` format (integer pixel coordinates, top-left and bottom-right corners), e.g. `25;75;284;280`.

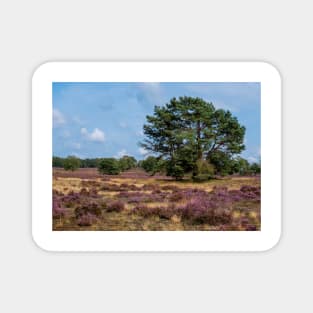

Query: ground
53;168;261;231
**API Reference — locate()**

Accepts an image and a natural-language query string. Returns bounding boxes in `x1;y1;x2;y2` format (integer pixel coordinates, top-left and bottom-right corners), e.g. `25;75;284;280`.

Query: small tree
231;157;250;175
165;159;185;180
98;158;120;175
140;156;159;174
63;156;81;171
53;156;65;168
250;162;261;175
118;155;137;171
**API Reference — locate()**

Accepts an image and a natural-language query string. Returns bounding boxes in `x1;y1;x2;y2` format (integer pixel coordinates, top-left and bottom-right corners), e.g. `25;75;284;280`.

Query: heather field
53;168;260;231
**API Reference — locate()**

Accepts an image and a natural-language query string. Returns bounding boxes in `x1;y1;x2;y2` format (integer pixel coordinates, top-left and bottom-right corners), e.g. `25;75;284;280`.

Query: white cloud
81;128;88;135
247;156;258;163
136;130;144;136
116;149;127;158
138;147;148;155
81;127;105;143
53;109;66;127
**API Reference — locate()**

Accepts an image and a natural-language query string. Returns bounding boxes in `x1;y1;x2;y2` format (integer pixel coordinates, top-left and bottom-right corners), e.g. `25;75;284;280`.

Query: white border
32;62;281;252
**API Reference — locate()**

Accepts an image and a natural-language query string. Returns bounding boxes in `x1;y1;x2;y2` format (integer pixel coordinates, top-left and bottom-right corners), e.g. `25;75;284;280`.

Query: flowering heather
76;212;99;226
80;180;101;189
160;185;179;192
53;189;64;196
168;191;184;202
52;199;67;218
74;203;102;218
131;204;174;219
53;167;260;231
118;191;167;203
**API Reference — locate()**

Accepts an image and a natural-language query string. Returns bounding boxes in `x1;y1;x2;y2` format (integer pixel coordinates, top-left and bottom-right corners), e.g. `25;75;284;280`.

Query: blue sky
53;82;260;162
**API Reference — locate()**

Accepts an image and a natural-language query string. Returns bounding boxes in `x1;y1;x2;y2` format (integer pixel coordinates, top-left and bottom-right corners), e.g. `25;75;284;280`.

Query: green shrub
193;174;213;182
98;158;120;175
63;156;81;171
192;160;214;181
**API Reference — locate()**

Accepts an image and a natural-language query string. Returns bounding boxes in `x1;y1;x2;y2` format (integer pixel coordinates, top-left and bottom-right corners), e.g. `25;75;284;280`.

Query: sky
53;82;260;163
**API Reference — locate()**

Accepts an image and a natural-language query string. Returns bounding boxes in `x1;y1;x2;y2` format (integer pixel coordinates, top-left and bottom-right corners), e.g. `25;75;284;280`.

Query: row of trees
139;155;260;177
53;154;260;176
53;155;137;174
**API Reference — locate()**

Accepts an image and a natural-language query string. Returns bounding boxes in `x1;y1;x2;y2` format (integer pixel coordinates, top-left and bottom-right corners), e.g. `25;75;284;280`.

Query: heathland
53;168;260;231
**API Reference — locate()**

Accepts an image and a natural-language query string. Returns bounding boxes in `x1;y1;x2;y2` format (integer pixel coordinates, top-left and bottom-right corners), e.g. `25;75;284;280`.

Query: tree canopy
140;96;246;180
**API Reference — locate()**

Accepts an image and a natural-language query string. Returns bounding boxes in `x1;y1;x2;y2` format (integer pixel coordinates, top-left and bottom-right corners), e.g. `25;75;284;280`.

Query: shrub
166;164;184;180
193;160;215;181
169;191;184;202
176;194;232;225
52;200;66;218
74;203;102;218
63;156;81;171
98;158;120;175
106;200;125;212
76;212;98;226
193;174;212;182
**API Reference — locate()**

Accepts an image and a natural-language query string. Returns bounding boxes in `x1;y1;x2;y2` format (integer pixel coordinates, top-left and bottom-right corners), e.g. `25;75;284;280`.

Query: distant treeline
53;156;102;168
53;154;260;177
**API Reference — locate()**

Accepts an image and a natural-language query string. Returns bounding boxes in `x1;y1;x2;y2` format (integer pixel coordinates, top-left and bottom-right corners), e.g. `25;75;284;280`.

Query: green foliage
166;161;185;181
53;156;64;168
208;151;233;176
63;156;81;171
140;156;160;174
98;158;120;175
191;159;215;181
140;96;246;179
231;157;251;175
118;155;137;172
250;162;261;175
80;158;101;168
194;159;215;177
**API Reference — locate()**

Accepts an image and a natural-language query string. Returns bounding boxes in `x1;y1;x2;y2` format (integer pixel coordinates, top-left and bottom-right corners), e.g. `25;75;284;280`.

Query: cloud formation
81;127;105;143
53;109;66;127
138;147;148;155
116;149;127;158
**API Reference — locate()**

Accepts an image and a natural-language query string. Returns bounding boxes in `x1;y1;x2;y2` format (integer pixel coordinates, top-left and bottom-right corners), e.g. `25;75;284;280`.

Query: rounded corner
32;61;55;83
260;229;282;252
258;61;282;83
31;230;54;253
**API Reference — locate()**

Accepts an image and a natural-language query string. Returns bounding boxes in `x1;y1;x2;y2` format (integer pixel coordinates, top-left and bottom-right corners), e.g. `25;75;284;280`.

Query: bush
178;197;232;225
98;158;120;175
106;200;125;212
74;203;102;218
63;156;81;171
193;160;215;181
193;174;213;182
76;212;98;226
140;156;159;174
118;156;137;171
52;200;66;218
166;164;184;180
